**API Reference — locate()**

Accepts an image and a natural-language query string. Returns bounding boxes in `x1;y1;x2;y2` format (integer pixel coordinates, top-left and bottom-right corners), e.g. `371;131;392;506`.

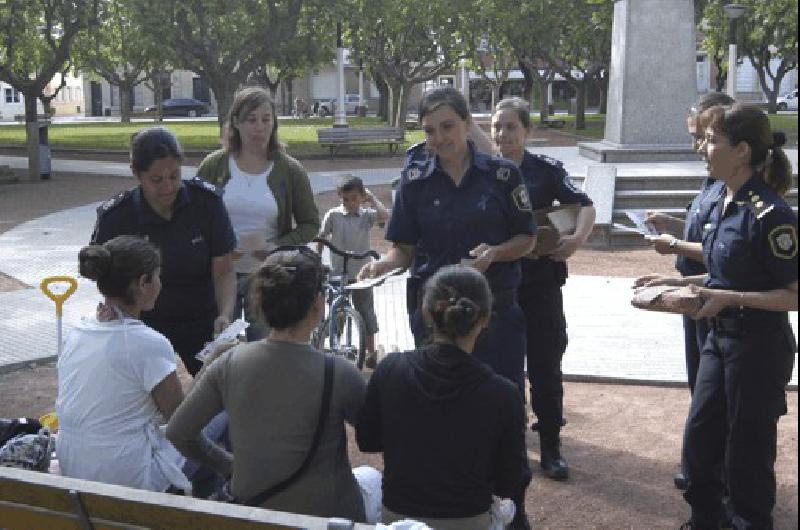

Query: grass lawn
0;112;794;155
0;117;426;158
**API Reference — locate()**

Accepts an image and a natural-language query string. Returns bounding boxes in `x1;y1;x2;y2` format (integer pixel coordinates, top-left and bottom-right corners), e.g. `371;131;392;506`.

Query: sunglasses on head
266;245;321;262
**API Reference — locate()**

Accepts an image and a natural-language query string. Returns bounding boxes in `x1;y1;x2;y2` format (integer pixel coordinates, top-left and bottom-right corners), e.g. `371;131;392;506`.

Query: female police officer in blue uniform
642;91;735;491
359;86;535;530
490;97;595;481
360;87;536;395
92;127;237;377
638;104;797;529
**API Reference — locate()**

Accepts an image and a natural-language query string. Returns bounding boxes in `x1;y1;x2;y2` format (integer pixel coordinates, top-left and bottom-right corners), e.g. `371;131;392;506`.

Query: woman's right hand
358;259;391;280
633;274;686;289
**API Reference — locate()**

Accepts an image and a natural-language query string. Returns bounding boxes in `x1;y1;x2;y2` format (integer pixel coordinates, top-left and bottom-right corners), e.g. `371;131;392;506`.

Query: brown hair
703;103;791;196
223;86;281;157
494;97;531;130
250;247;325;330
418;87;471;125
422;265;492;340
79;236;160;305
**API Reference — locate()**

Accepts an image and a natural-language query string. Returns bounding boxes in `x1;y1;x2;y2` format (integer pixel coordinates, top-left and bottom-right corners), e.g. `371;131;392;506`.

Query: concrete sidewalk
0;151;797;388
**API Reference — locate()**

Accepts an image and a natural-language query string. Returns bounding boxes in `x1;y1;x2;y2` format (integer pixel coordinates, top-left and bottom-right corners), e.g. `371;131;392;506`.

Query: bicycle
311;237;380;371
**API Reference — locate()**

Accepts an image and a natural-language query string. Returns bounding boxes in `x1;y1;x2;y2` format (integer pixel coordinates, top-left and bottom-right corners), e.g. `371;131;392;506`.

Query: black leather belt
708;311;787;333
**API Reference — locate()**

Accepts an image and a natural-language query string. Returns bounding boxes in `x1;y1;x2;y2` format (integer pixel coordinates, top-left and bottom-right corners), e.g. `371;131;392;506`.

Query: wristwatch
669;237;679;249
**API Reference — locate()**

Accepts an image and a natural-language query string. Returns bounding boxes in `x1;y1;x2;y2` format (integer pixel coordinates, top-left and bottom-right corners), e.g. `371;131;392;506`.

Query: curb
2;355;796;392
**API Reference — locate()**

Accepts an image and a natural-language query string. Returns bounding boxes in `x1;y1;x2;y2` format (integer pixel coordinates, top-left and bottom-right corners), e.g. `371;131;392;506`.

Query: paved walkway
0;150;797;389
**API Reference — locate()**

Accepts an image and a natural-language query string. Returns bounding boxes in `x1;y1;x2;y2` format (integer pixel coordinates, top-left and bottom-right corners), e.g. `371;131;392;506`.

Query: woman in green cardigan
196;87;320;340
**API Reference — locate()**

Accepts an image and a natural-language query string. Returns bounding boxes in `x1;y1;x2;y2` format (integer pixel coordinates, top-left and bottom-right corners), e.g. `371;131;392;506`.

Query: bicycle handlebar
313;237;379;261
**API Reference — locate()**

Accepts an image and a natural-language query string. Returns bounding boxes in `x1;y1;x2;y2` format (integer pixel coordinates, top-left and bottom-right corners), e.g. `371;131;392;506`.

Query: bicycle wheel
315;302;367;370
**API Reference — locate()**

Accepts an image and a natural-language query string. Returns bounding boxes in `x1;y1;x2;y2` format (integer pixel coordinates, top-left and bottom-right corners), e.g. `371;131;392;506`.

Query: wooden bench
0;466;373;529
317;127;405;158
538;118;566;129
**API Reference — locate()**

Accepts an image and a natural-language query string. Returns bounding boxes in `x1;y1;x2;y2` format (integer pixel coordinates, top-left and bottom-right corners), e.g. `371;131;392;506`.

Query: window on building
5;88;21;103
193;77;210;103
110;85;119;106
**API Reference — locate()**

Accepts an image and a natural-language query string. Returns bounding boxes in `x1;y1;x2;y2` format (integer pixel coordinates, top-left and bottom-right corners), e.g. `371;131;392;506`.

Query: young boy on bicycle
316;176;389;367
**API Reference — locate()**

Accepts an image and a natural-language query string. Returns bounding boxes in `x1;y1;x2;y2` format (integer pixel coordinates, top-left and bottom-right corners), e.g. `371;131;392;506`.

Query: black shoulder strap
243;355;335;507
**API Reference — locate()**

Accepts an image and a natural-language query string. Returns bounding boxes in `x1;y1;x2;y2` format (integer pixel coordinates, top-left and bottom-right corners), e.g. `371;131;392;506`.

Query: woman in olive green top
196;87;320;340
166;248;366;521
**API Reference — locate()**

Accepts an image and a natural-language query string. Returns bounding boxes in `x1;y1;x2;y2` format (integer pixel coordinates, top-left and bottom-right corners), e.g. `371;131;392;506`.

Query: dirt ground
0;165;797;529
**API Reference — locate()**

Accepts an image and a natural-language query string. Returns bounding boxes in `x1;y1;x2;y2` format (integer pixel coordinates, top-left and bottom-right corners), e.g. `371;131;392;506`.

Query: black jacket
356;343;531;518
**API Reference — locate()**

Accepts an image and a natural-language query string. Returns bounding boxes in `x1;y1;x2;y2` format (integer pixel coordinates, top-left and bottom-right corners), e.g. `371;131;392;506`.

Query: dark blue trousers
518;281;568;436
683;315;795;530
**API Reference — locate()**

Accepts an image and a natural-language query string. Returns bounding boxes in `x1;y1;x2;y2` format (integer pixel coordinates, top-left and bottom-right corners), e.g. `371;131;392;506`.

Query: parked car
315;94;365;117
145;98;209;117
776;89;798;111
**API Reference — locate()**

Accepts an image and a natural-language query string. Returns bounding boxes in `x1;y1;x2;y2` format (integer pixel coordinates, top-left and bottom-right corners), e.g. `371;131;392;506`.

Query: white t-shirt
56;316;189;492
224;156;279;274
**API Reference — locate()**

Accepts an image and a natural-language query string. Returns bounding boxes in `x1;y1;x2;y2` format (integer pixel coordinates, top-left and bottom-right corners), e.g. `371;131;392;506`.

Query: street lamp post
723;3;746;98
334;22;347;128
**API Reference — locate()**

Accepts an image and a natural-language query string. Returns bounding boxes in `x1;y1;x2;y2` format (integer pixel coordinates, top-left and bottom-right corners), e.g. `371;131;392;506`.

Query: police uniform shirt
677;178;725;277
91;178;237;323
518;151;593;286
386;141;537;292
703;174;798;293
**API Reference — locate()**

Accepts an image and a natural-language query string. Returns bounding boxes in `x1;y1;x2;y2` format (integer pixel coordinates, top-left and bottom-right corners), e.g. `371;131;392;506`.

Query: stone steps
582;169;798;248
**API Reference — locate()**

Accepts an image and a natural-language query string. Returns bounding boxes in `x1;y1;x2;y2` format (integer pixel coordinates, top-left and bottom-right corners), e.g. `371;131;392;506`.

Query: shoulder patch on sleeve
97;190;132;215
768;224;798;260
188;177;221;195
512;184;532;212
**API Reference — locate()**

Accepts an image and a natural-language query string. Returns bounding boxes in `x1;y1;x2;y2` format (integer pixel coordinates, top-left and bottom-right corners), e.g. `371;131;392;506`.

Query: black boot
539;431;569;480
508;495;531;530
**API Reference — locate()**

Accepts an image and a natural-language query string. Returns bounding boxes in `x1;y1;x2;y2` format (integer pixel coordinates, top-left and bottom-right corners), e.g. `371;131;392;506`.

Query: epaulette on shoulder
405;141;427;156
97;190;132;216
530;153;565;169
745;190;776;220
188;177;222;196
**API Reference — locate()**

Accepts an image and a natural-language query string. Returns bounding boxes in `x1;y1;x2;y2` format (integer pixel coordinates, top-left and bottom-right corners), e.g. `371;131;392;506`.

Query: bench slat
0;467;373;529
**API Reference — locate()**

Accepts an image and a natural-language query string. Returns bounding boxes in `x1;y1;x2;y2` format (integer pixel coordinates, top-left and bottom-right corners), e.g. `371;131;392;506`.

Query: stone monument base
578;140;699;163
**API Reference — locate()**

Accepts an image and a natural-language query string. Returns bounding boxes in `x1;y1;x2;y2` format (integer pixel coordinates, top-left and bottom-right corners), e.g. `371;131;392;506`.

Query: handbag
240;355;335;507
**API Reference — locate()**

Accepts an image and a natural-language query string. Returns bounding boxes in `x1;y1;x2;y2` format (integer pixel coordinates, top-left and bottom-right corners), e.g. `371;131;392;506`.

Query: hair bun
78;245;112;281
257;263;293;288
772;131;787;148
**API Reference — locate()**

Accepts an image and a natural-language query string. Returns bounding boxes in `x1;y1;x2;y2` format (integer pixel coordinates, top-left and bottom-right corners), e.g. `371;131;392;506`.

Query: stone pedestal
578;0;698;162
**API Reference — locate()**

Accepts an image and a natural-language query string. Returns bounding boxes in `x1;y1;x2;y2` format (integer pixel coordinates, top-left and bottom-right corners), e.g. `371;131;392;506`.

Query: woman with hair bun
357;265;532;530
167;247;367;521
636;104;797;529
56;235;191;492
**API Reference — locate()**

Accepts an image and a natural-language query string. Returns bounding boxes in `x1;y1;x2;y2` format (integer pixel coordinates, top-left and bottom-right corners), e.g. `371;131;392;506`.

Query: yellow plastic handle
40;276;78;316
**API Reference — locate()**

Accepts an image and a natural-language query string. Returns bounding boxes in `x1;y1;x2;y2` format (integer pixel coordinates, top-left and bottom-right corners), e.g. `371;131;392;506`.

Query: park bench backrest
317;128;405;143
0;466;373;530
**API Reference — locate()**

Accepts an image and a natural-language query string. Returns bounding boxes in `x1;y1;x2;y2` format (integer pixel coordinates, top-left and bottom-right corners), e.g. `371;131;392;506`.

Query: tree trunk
286;78;294;116
574;81;587;130
387;81;400;127
119;83;132;123
518;61;534;103
24;92;41;181
209;75;240;133
491;82;500;111
373;71;390;122
538;78;550;121
714;56;727;92
598;75;609;115
153;76;164;122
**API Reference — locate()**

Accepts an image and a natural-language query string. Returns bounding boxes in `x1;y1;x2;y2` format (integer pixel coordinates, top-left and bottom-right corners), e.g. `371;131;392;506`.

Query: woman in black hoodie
356;265;532;530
